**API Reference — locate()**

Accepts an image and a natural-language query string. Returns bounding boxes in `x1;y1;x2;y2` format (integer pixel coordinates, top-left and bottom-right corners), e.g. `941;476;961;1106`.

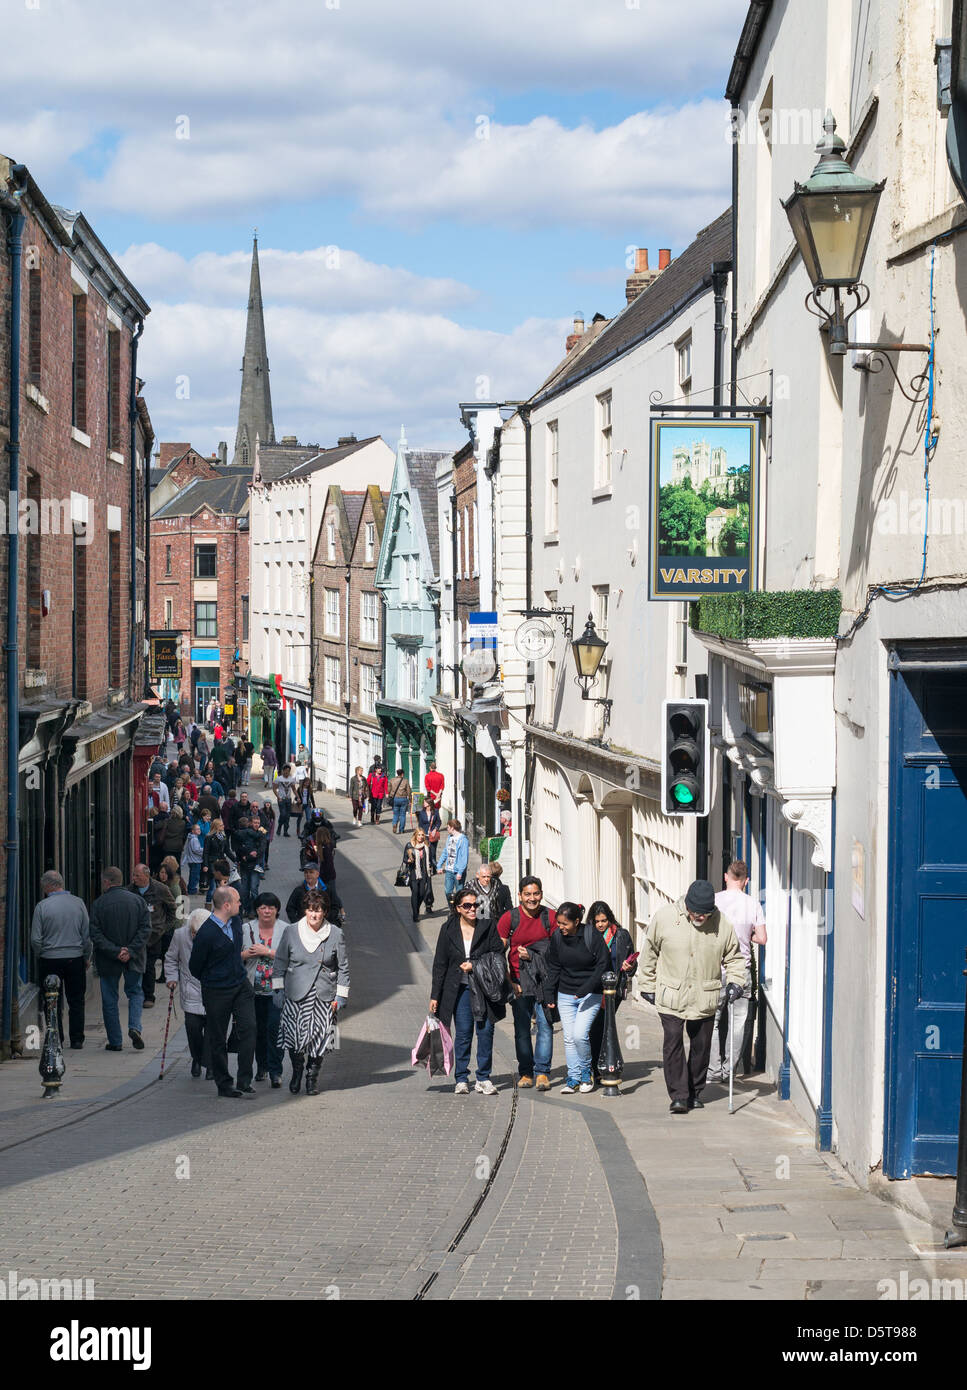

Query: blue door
886;668;967;1177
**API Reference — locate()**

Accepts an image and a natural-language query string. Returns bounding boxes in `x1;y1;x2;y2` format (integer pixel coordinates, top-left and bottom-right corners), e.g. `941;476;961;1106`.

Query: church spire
233;233;276;468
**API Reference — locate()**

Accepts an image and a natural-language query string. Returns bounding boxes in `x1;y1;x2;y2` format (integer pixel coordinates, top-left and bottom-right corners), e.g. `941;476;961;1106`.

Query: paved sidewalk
343;793;967;1300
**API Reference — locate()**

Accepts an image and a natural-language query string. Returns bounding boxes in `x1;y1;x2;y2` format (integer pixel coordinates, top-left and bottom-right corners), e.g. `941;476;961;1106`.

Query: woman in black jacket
404;830;434;923
430;887;505;1096
544;901;611;1094
585;900;638;1082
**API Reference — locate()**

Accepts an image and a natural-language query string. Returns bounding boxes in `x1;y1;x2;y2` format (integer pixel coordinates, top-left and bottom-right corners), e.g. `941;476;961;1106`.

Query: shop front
376;701;436;791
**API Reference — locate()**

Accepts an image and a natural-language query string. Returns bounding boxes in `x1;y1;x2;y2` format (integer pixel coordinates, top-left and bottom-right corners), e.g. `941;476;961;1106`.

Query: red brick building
150;467;250;726
311;484;388;790
0;158;153;1051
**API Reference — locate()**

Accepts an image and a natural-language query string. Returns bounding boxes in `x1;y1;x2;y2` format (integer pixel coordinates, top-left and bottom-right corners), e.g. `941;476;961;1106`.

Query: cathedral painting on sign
647;417;759;600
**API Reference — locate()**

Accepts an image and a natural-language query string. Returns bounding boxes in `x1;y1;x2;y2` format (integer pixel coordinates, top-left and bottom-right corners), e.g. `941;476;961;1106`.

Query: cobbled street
0;788;656;1300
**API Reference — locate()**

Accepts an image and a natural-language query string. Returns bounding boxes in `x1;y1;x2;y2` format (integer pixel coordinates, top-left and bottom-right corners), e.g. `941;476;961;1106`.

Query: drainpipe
816;795;836;1150
1;165;28;1057
730;103;739;411
128;319;143;695
344;563;351;793
754;794;767;1072
451;487;459;824
778;822;794;1101
143;382;152;698
712;261;731;415
521;403;533;882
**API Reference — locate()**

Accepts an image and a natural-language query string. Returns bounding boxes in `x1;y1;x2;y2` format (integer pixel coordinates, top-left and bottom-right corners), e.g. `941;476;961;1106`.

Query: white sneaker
474;1079;498;1095
579;1081;594;1093
560;1081;577;1094
454;1081;469;1094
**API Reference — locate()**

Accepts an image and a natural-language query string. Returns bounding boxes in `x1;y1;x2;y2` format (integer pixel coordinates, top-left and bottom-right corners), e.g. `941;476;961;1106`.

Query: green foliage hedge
690;590;841;641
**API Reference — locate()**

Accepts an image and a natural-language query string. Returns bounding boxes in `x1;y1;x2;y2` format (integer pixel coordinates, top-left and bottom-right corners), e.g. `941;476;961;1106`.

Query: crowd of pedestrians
423;861;765;1106
28;700;766;1112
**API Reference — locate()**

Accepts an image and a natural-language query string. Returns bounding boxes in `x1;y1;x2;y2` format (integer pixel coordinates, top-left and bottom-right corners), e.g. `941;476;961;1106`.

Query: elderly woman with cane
272;889;349;1096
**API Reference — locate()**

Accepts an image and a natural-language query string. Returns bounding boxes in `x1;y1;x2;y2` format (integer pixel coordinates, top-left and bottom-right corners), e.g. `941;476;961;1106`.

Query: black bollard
945;949;967;1248
597;971;623;1097
39;974;66;1099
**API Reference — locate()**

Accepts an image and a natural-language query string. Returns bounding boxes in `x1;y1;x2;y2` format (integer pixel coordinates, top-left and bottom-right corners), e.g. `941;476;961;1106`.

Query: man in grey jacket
30;871;91;1049
90;867;152;1052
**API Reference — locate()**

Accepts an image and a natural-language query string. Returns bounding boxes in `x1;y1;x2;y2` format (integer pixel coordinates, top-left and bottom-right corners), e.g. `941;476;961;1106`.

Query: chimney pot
658;248;671;269
635;248;649;272
573;313;585;334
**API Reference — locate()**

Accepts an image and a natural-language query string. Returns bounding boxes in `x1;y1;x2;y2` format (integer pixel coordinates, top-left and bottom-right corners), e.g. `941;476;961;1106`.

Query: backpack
509;908;594;954
508;906;552;945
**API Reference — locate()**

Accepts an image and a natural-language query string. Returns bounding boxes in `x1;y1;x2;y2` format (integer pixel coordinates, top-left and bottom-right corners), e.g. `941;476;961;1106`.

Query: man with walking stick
708;860;768;1087
640;879;745;1114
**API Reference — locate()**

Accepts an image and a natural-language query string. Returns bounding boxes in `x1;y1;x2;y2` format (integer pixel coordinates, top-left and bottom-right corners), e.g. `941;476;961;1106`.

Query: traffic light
661;698;710;816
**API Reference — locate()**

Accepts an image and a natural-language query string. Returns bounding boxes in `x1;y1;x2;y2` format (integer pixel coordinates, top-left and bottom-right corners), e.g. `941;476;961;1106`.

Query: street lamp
571;613;613;727
782;110;885;354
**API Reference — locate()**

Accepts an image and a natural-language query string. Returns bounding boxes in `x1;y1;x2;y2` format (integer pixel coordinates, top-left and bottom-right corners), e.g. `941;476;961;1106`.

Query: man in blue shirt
188;885;256;1099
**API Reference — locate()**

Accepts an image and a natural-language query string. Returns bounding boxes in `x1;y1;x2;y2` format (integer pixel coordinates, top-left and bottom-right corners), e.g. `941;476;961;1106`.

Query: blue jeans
453;983;494;1085
187;862;201;894
239;866;259;913
99;965;144;1048
444;870;464;901
510;993;553;1078
392;797;409;831
556;991;600;1085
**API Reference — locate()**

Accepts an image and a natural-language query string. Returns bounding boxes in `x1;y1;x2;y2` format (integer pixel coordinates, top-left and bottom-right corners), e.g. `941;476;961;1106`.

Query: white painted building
703;0;967;1182
248;434;393;768
520;220;732;942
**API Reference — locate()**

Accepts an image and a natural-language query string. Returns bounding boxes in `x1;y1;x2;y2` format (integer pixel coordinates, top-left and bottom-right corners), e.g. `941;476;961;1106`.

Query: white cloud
117;243;477;312
138;299;568;455
1;0;737;232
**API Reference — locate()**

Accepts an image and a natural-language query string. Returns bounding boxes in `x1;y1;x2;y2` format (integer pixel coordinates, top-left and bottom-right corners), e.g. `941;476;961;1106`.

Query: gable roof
153;474;250;519
255;441;322;484
531;210;732;408
282;435;383;481
344;490;366;540
404;449;450;569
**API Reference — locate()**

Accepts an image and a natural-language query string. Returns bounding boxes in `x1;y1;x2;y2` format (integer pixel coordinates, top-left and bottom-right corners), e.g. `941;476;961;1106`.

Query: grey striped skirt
279;992;334;1058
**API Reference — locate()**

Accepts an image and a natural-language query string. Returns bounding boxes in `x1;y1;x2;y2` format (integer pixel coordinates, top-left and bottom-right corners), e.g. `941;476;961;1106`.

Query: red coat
424;770;444;805
368;772;388;799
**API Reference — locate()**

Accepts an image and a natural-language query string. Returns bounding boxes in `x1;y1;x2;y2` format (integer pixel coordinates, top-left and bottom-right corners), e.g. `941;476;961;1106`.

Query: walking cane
728;998;735;1115
159;984;176;1081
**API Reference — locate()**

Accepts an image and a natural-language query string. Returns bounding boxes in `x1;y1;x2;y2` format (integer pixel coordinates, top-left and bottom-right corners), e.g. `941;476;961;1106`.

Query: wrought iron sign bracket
522;606;575;641
649;390;771;417
848;341;932;403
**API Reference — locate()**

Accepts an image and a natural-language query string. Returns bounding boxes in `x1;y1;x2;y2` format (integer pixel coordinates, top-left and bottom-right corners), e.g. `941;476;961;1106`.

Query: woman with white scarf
272;890;349;1096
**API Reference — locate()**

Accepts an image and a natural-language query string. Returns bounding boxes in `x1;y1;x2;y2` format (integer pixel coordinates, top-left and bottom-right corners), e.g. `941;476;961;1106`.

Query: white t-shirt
275;775;297;801
715;888;765;967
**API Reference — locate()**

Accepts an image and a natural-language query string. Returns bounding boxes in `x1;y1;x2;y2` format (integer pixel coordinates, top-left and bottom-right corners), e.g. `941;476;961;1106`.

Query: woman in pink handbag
429;887;506;1096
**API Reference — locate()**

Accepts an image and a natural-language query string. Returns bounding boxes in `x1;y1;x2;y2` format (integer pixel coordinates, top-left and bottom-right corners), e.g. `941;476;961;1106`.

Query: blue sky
3;0;745;453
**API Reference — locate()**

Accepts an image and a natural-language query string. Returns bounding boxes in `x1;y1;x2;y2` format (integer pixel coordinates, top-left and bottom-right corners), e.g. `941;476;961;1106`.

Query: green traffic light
672;784;695;805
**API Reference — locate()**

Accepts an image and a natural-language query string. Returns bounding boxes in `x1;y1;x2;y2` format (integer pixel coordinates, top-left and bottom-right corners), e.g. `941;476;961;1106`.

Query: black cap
684;879;716;915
